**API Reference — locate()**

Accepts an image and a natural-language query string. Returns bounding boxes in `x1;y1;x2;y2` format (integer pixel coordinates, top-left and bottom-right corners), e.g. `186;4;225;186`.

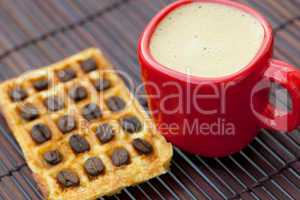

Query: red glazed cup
137;0;300;157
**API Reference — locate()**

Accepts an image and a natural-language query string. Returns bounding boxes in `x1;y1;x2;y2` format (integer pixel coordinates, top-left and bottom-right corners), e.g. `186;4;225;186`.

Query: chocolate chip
106;96;126;112
31;124;51;144
82;103;102;121
121;116;142;133
94;79;111;91
84;157;104;176
57;68;76;82
69;86;87;102
43;150;62;165
33;79;49;91
69;134;90;154
44;96;64;112
96;124;114;144
80;58;97;73
20;103;39;121
57;170;80;188
132;138;153;155
10;87;28;101
111;148;130;167
57;115;76;133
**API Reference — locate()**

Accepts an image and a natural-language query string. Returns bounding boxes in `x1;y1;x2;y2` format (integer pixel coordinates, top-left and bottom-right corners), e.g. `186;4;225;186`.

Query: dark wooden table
0;0;299;199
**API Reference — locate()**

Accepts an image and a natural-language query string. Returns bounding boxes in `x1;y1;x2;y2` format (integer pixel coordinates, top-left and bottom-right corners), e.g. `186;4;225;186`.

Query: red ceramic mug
137;0;300;157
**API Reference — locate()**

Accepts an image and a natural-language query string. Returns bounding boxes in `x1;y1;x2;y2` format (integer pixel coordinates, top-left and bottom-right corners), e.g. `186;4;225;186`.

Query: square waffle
0;48;173;200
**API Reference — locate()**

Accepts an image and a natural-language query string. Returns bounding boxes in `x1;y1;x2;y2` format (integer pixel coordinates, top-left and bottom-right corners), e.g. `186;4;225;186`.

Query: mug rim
139;0;273;83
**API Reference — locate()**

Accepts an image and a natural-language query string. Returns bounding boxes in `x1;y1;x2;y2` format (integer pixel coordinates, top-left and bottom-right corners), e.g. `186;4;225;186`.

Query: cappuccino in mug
150;2;265;77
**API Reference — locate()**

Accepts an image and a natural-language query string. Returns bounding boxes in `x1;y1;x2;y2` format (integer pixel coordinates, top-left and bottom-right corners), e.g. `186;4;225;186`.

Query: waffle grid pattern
0;48;172;200
0;0;299;199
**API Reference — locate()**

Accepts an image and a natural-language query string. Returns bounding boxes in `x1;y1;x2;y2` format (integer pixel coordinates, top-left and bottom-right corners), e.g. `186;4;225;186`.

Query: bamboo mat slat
242;0;300;28
72;0;123;15
0;0;125;55
0;0;299;200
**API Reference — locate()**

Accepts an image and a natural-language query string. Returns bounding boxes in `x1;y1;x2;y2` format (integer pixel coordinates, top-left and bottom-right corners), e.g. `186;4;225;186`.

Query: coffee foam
150;2;265;77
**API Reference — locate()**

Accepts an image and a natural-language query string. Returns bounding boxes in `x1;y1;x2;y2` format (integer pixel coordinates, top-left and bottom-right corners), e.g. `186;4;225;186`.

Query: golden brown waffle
0;48;173;200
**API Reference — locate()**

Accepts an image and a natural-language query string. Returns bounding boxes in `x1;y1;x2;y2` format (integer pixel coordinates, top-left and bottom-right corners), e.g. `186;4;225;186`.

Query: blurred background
0;0;299;199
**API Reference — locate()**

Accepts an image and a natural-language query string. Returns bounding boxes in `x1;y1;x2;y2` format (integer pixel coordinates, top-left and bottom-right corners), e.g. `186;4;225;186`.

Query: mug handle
255;59;300;132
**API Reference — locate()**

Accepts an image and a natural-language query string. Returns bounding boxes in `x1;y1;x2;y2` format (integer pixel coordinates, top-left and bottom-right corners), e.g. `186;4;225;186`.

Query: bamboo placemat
0;0;299;199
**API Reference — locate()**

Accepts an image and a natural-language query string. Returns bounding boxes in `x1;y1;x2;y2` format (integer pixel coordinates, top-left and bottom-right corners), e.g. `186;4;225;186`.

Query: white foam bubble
150;2;265;77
